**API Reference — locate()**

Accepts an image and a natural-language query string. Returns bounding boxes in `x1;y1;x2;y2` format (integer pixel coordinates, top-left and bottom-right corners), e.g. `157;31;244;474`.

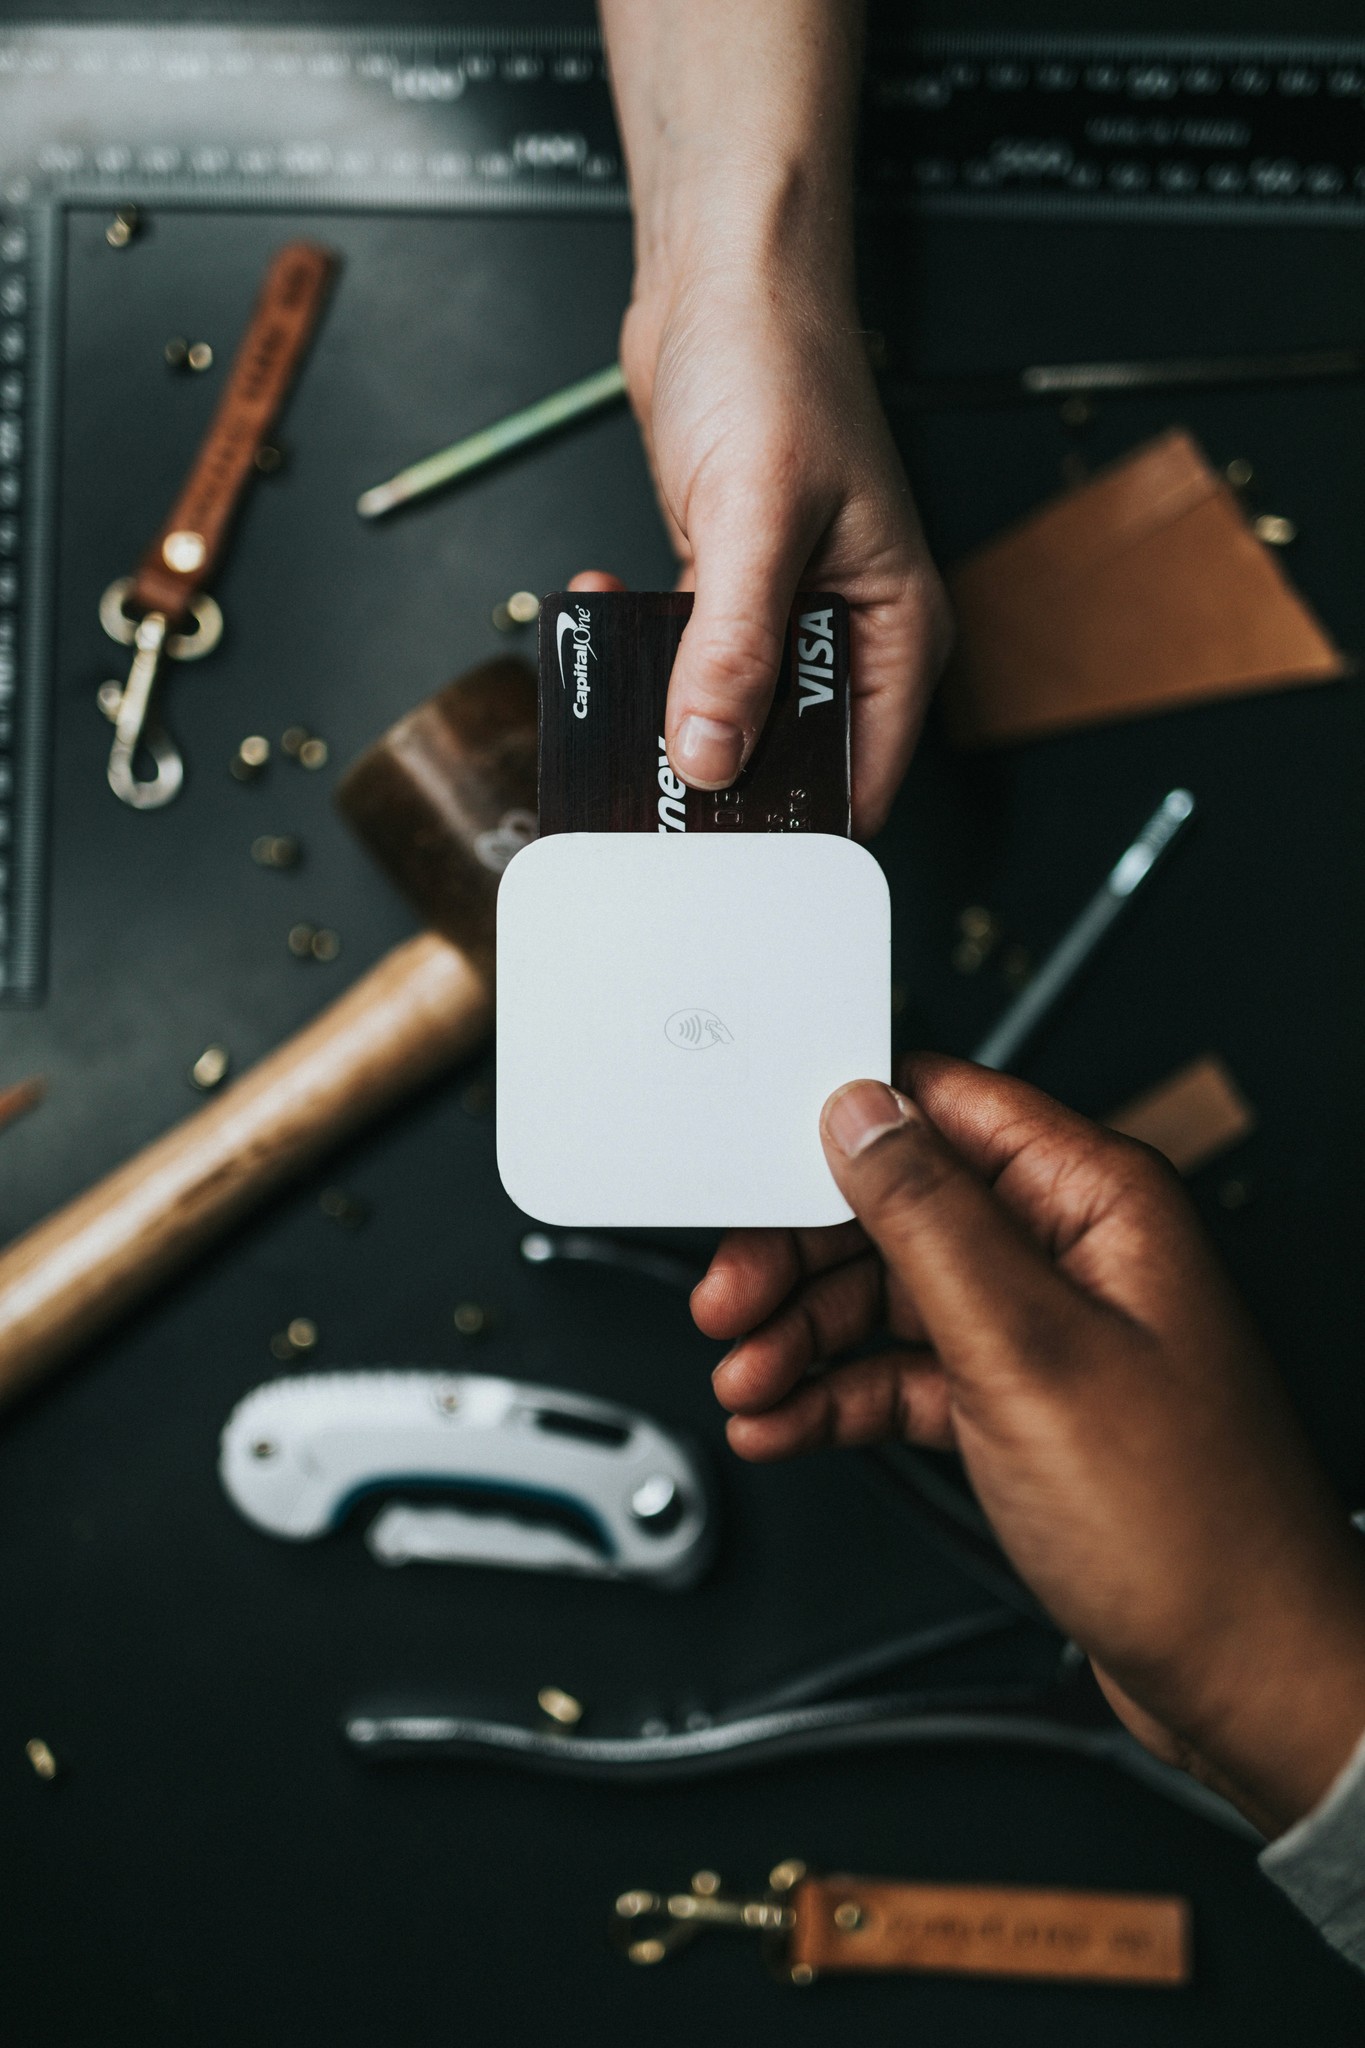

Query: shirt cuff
1260;1720;1365;1969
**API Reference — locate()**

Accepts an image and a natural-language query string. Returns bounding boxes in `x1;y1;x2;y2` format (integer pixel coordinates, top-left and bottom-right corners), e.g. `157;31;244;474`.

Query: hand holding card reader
497;593;890;1229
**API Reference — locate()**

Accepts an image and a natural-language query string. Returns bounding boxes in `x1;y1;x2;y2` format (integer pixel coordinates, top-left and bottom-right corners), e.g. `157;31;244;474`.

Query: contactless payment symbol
665;1009;734;1050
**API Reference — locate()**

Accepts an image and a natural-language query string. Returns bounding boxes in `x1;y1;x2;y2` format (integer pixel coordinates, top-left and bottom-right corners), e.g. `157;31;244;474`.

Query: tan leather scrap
128;240;335;624
942;428;1346;746
788;1875;1191;1985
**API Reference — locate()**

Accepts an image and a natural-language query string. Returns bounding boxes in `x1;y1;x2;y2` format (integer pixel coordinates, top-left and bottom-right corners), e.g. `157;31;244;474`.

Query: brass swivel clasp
612;1862;803;1967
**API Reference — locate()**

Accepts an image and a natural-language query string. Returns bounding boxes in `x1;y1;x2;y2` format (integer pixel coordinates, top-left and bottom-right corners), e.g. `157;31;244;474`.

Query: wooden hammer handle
0;933;490;1406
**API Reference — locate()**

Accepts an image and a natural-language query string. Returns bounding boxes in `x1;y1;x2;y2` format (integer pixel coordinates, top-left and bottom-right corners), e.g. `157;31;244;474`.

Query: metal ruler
3;25;1365;998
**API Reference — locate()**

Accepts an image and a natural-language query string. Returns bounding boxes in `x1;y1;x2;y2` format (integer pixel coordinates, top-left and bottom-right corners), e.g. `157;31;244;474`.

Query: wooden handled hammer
0;654;535;1407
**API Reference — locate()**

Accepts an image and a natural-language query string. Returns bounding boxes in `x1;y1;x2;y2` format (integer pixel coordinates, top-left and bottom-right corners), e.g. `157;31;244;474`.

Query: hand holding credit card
538;588;851;837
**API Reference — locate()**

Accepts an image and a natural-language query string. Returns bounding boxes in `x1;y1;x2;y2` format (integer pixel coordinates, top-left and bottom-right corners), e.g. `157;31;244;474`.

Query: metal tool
889;344;1365;412
971;789;1195;1071
219;1369;712;1588
356;362;627;519
97;239;334;807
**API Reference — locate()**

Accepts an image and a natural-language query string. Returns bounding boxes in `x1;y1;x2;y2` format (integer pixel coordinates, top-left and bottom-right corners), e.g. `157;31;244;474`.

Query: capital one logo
556;605;595;721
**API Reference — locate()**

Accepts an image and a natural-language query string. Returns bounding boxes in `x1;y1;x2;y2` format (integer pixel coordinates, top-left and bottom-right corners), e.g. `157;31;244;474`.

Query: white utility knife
218;1370;712;1589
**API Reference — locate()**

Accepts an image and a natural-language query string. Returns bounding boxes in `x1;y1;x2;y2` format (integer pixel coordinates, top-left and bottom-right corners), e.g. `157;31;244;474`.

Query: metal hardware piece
537;1686;584;1727
613;1868;794;1968
189;1045;230;1091
231;734;271;780
105;206;140;249
97;577;224;808
25;1738;58;1781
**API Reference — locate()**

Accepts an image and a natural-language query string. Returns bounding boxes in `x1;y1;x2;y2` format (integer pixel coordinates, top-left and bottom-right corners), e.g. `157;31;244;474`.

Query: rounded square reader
497;833;890;1228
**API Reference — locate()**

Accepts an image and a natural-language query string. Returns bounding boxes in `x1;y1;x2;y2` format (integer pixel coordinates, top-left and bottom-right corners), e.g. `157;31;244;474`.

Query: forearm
598;0;864;301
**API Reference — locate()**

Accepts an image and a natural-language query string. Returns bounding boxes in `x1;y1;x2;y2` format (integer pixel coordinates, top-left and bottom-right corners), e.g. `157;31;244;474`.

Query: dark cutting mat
1;5;1364;2044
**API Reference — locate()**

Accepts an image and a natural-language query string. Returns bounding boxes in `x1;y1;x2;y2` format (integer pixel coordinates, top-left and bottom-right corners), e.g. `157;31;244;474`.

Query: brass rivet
105;206;140;248
615;1890;653;1918
1225;457;1254;489
287;1318;317;1351
161;528;207;574
254;443;285;475
280;725;310;758
628;1939;666;1966
506;589;539;625
789;1963;816;1986
231;734;271;780
287;922;317;957
833;1901;864;1931
691;1870;722;1897
959;905;998;942
768;1859;807;1893
309;928;341;962
25;1738;58;1781
452;1301;488;1336
164;335;190;369
1001;942;1033;989
186;341;214;373
189;1044;230;1092
251;834;300;869
952;938;988;975
1253;512;1297;547
537;1685;583;1726
298;736;329;770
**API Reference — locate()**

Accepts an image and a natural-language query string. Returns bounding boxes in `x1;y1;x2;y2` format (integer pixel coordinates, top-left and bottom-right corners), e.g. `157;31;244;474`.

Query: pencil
357;362;628;519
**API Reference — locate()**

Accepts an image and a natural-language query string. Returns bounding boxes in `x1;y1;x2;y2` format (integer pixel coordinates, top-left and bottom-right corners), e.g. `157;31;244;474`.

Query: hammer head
336;655;537;978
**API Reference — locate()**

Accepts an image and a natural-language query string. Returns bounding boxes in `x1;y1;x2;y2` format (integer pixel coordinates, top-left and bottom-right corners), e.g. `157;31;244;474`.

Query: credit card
538;590;850;835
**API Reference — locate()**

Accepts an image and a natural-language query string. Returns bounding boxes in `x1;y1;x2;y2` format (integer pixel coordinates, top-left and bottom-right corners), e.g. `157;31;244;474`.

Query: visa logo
796;608;835;715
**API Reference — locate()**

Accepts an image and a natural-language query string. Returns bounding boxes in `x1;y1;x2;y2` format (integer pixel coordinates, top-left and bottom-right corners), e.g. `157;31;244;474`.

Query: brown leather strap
788;1877;1191;1985
128;240;335;624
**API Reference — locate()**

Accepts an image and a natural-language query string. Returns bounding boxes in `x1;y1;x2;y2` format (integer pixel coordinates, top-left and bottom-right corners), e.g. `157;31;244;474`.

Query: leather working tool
98;239;335;807
0;654;535;1408
612;1860;1191;1987
219;1369;712;1588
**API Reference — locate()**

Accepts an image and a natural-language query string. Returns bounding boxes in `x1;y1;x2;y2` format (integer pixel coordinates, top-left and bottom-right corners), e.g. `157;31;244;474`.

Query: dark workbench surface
1;4;1363;2044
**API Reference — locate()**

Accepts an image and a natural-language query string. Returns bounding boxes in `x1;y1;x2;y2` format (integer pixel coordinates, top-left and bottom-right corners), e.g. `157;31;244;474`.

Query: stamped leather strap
788;1876;1191;1986
128;240;336;625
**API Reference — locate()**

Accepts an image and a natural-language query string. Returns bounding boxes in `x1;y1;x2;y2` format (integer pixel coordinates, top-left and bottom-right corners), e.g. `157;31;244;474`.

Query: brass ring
98;577;224;661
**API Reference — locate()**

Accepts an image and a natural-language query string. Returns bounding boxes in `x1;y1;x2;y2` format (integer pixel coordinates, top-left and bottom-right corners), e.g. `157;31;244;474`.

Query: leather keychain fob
614;1859;1191;1988
98;238;336;807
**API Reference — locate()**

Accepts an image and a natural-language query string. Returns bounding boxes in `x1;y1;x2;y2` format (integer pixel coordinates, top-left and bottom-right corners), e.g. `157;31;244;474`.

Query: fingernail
671;714;744;789
824;1081;913;1159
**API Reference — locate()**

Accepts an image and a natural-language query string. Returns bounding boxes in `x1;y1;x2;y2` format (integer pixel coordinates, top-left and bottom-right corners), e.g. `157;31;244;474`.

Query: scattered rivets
287;922;317;957
1254;512;1297;546
161;528;206;574
452;1301;488;1336
25;1738;58;1781
789;1964;816;1986
769;1860;807;1893
280;725;309;758
251;834;300;870
1058;394;1093;428
537;1685;583;1726
833;1901;864;1931
492;589;540;632
186;341;214;373
628;1939;666;1967
164;335;190;370
297;736;329;770
959;905;998;942
254;443;285;475
615;1890;654;1919
1225;457;1254;489
251;1439;278;1461
105;206;140;249
691;1870;722;1897
310;928;341;962
230;734;271;781
952;938;988;974
319;1186;368;1228
189;1044;230;1092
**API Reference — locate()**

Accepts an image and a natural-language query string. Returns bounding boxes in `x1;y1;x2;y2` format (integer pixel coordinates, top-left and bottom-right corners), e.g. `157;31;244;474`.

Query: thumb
819;1080;1090;1388
664;490;824;791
